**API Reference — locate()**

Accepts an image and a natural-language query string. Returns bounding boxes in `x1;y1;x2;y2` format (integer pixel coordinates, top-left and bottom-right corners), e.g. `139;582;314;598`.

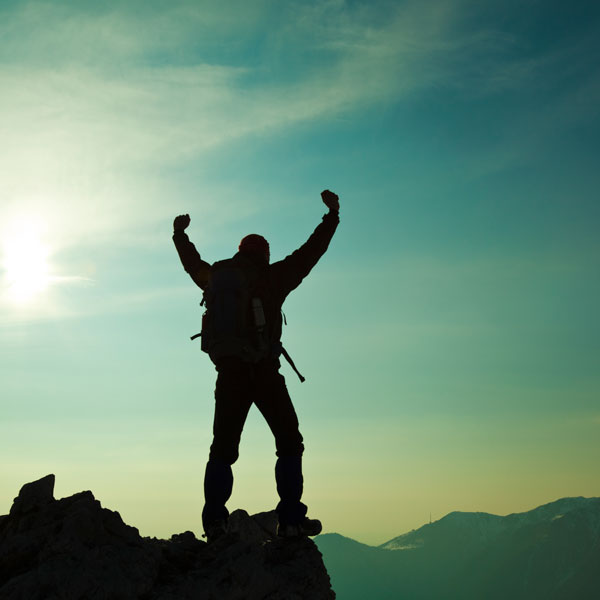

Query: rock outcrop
0;475;335;600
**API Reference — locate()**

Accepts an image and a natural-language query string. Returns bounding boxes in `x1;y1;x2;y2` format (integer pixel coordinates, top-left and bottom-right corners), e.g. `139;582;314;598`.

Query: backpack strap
279;345;306;383
190;298;206;340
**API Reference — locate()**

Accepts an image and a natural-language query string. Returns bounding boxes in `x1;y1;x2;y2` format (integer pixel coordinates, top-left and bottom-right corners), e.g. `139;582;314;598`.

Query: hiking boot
277;517;322;538
203;519;228;544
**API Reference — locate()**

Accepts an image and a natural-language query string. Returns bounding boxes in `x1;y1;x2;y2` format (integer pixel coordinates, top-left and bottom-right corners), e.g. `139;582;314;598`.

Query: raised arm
172;214;211;290
271;190;340;299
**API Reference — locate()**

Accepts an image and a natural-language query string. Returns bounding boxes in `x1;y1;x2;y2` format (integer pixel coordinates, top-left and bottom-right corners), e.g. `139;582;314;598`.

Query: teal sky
1;0;599;544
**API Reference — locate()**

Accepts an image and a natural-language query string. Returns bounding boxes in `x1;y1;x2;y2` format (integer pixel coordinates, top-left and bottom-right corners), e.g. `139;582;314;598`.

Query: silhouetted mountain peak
380;495;600;551
0;475;335;599
505;496;597;522
316;496;600;600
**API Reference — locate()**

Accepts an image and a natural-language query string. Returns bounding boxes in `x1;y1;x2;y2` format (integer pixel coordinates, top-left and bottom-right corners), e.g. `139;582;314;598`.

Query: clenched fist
173;214;191;231
321;190;340;212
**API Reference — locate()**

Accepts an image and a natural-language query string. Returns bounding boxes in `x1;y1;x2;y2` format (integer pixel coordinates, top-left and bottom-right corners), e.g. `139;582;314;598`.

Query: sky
1;0;599;545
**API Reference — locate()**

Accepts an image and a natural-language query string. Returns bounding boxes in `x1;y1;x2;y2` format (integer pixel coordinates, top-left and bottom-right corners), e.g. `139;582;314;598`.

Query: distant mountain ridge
316;496;600;600
380;496;600;550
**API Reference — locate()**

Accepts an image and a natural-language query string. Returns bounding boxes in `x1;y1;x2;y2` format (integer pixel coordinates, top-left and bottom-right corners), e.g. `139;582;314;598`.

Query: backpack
191;255;306;381
197;256;270;364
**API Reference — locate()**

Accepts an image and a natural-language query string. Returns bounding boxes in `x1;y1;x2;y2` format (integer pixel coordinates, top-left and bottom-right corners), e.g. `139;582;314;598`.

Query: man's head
239;234;270;262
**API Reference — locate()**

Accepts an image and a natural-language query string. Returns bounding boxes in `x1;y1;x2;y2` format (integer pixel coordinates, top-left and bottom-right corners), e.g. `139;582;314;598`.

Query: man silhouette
173;190;340;542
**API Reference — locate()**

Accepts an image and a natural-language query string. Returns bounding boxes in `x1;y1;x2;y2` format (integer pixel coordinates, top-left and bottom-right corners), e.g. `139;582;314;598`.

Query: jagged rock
0;475;335;600
228;509;278;543
9;474;56;517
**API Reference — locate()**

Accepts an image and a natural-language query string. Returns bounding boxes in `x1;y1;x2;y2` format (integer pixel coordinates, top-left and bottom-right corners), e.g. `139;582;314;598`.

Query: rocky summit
0;475;335;600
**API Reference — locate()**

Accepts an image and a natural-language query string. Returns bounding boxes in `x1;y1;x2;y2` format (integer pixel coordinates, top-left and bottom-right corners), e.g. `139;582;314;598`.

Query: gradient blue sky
1;0;599;544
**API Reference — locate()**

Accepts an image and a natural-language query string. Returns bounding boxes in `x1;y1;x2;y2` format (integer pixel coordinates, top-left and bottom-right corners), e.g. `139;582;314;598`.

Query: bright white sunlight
2;219;52;303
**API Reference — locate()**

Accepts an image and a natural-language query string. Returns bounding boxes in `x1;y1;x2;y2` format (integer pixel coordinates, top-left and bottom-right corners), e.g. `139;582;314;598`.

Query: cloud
1;1;472;257
2;0;595;258
0;1;498;170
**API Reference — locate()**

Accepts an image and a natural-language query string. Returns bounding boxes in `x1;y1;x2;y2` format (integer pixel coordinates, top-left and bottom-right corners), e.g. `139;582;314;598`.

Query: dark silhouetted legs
202;459;232;529
202;357;307;534
275;455;307;526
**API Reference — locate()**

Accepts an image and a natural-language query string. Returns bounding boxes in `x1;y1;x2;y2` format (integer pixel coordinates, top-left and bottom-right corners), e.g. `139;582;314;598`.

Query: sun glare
2;223;51;303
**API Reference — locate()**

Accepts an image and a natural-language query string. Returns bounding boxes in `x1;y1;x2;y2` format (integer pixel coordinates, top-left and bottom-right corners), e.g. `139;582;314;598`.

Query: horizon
1;0;599;547
4;473;598;547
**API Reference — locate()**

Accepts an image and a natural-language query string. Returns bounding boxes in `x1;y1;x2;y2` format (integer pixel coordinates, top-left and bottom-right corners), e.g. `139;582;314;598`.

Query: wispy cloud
1;1;478;259
1;0;596;274
0;1;519;173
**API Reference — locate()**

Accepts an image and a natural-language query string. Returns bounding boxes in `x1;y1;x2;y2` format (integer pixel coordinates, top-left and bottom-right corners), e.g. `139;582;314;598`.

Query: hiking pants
202;357;307;531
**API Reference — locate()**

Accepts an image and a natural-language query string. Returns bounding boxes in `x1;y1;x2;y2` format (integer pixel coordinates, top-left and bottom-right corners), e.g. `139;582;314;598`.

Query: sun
2;222;51;303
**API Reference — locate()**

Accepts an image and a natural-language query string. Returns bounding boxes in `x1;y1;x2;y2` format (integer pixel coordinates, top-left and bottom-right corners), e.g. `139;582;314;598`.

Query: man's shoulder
211;254;264;270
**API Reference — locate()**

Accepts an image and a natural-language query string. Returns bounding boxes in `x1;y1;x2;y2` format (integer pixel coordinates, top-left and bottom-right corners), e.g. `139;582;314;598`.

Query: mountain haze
316;497;600;600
